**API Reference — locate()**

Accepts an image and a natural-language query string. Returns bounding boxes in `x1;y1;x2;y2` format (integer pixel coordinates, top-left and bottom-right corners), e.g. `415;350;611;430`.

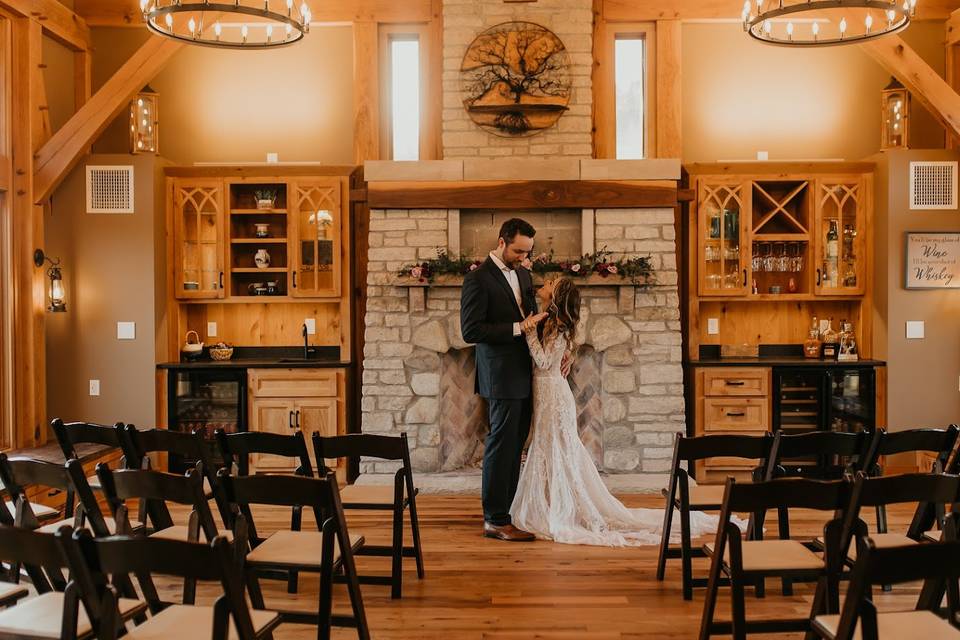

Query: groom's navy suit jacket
460;257;538;400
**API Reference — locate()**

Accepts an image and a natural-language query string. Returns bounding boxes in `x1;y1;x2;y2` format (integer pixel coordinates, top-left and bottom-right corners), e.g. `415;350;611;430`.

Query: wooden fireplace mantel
367;179;678;209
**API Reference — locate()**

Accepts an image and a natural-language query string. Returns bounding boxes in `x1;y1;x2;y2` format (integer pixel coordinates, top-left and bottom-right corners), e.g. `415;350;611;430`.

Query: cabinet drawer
248;368;339;397
703;398;768;432
703;368;768;397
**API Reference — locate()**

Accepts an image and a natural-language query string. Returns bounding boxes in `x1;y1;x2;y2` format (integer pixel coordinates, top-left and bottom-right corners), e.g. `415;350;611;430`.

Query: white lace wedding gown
510;330;723;547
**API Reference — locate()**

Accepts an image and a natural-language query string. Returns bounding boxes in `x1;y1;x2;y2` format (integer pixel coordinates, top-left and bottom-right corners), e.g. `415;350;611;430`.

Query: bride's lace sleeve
525;330;565;370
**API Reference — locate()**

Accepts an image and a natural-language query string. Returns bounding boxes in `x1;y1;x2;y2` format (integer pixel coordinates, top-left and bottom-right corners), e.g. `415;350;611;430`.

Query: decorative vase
255;223;270;238
254;249;271;269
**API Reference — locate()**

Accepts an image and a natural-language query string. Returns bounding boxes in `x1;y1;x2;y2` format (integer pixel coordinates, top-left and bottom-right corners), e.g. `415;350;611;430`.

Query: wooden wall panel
353;21;380;164
183;302;343;348
655;19;681;159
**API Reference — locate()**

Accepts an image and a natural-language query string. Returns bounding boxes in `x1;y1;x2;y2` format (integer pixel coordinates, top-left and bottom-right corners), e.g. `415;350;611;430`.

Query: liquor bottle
804;315;821;359
825;220;839;288
838;321;858;361
821;317;839;360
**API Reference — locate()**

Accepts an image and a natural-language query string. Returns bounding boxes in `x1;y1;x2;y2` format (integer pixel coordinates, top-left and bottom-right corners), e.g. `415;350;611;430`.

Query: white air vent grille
910;161;957;210
86;165;134;213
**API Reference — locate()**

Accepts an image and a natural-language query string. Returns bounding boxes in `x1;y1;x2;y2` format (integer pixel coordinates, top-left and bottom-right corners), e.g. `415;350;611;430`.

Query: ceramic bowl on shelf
255;223;270;238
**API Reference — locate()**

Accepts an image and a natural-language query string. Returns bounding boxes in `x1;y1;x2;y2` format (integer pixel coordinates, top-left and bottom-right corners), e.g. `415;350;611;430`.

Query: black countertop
157;346;350;370
687;357;885;368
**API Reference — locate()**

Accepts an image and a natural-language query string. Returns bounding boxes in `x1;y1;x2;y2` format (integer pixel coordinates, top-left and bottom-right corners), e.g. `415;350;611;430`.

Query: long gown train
510;330;724;547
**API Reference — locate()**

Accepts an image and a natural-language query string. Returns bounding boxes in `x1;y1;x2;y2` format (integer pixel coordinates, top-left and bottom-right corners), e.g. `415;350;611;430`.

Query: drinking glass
752;244;763;273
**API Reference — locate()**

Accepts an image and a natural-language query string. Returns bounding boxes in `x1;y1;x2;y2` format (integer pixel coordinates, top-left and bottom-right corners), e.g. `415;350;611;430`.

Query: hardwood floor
167;495;925;639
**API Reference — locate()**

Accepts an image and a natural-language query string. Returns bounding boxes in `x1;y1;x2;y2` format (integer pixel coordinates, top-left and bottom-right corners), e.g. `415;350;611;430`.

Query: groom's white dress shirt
489;251;524;337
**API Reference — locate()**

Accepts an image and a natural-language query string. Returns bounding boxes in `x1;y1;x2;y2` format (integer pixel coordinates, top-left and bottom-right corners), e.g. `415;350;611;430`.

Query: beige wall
45;154;169;430
91;26;355;165
872;149;960;432
682;21;946;162
42;35;75;134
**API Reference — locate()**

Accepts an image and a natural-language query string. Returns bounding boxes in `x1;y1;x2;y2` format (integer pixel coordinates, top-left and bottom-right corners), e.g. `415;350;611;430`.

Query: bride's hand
561;351;573;377
520;312;547;333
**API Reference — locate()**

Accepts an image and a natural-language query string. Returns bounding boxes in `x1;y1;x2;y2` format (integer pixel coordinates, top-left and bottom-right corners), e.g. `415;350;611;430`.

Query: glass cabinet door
698;182;748;296
815;178;865;296
290;179;342;297
174;179;225;299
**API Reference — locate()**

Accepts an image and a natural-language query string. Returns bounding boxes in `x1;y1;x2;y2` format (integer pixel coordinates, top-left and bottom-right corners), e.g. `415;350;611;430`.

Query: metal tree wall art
460;21;571;137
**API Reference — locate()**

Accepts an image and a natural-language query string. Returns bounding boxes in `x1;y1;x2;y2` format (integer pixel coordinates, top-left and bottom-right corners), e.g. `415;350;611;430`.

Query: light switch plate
117;322;136;340
89;380;100;396
707;318;719;335
266;152;279;163
207;322;217;337
906;320;925;339
304;318;316;335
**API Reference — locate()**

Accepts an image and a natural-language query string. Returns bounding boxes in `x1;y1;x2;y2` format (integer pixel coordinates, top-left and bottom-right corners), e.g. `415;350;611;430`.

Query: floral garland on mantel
398;248;654;285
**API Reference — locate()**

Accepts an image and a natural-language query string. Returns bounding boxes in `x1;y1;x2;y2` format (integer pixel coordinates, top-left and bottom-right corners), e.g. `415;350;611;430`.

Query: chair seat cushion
125;604;279;640
246;530;364;569
704;539;823;572
814;610;960;639
6;501;58;521
0;592;145;638
0;582;28;605
86;474;101;491
37;516;144;535
149;525;232;543
665;484;726;508
340;484;414;506
815;532;918;561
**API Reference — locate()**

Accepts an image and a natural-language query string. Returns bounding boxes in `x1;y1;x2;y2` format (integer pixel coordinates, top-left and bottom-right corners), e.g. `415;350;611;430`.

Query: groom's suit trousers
482;397;532;526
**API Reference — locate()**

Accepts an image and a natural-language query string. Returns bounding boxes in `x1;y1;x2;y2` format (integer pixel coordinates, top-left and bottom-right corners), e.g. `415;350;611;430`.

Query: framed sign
905;232;960;289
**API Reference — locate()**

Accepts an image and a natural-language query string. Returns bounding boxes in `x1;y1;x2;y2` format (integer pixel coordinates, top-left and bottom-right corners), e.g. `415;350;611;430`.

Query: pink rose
469;263;479;271
571;263;581;273
521;258;533;270
608;265;618;274
410;266;423;279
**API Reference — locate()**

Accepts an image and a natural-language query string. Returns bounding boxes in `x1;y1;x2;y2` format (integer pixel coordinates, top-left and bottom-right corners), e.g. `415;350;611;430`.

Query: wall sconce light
129;85;159;154
881;77;910;150
34;249;66;312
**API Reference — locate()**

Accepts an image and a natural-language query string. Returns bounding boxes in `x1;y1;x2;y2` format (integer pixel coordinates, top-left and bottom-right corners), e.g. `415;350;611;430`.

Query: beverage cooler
167;368;247;474
773;367;876;434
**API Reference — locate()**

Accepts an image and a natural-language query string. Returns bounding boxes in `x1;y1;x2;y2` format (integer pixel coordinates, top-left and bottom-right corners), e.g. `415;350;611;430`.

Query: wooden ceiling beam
0;0;90;50
33;36;183;204
73;0;432;27
601;0;960;21
860;34;960;140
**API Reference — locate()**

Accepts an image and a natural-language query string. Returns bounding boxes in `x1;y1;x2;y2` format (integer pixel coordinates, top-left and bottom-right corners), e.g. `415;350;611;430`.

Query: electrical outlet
89;380;100;396
304;318;316;335
707;318;719;335
207;322;217;337
117;322;136;340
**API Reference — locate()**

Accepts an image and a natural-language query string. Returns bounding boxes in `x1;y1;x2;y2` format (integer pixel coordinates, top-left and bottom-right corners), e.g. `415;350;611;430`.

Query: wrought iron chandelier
742;0;916;47
140;0;311;49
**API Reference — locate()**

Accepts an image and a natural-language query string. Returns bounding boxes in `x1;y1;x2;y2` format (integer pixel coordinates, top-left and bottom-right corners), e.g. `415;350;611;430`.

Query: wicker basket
209;346;234;361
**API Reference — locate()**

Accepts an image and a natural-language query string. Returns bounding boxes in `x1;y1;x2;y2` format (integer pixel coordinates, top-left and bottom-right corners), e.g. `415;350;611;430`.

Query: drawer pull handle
725;411;746;417
725;380;746;386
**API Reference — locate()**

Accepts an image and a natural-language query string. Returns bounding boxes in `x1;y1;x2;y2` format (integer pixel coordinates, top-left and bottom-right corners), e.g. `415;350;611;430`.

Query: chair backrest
0;455;109;536
51;419;124;462
97;465;218;540
312;432;411;474
849;471;960;509
73;529;259;639
215;429;313;477
672;432;774;463
766;430;878;480
829;535;960;640
875;426;960;471
0;524;96;601
721;477;853;515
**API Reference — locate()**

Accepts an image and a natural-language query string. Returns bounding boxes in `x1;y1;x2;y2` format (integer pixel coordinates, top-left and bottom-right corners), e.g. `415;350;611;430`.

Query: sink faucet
302;323;309;359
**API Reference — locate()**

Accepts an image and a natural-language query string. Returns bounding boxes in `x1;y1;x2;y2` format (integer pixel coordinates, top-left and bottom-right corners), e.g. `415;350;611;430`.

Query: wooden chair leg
680;505;694;601
698;543;725;640
317;530;335;640
730;572;747;640
778;506;794;596
287;505;303;594
656;493;676;582
875;504;888;535
391;502;404;599
407;497;425;580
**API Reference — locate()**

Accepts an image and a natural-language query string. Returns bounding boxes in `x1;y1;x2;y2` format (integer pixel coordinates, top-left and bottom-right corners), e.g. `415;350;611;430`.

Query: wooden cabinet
290;179;343;298
172;179;225;299
814;177;869;296
248;368;346;479
697;181;749;296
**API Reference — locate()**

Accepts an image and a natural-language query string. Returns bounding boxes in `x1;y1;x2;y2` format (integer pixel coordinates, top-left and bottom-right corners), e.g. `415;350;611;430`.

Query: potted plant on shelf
254;189;277;209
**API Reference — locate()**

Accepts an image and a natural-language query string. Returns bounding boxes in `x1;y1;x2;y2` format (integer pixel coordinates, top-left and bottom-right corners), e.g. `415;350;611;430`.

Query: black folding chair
73;529;281;640
50;419;126;492
215;429;315;593
656;432;773;600
699;477;853;640
809;527;960;639
313;432;424;599
218;470;370;640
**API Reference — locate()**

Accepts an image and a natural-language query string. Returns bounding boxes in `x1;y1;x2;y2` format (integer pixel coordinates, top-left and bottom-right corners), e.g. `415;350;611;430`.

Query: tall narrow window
389;36;420;161
614;36;645;159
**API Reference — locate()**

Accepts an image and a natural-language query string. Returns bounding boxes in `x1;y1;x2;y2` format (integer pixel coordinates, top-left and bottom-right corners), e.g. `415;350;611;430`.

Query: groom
460;218;544;542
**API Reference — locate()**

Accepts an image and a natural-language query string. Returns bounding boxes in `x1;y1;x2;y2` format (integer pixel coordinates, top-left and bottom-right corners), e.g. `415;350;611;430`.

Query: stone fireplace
359;159;685;491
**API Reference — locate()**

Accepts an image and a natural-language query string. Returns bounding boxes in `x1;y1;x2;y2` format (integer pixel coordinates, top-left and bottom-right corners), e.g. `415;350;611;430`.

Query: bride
510;274;721;547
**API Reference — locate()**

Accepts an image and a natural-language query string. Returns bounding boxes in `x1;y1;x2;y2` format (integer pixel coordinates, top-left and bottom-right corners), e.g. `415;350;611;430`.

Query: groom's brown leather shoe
483;522;536;542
